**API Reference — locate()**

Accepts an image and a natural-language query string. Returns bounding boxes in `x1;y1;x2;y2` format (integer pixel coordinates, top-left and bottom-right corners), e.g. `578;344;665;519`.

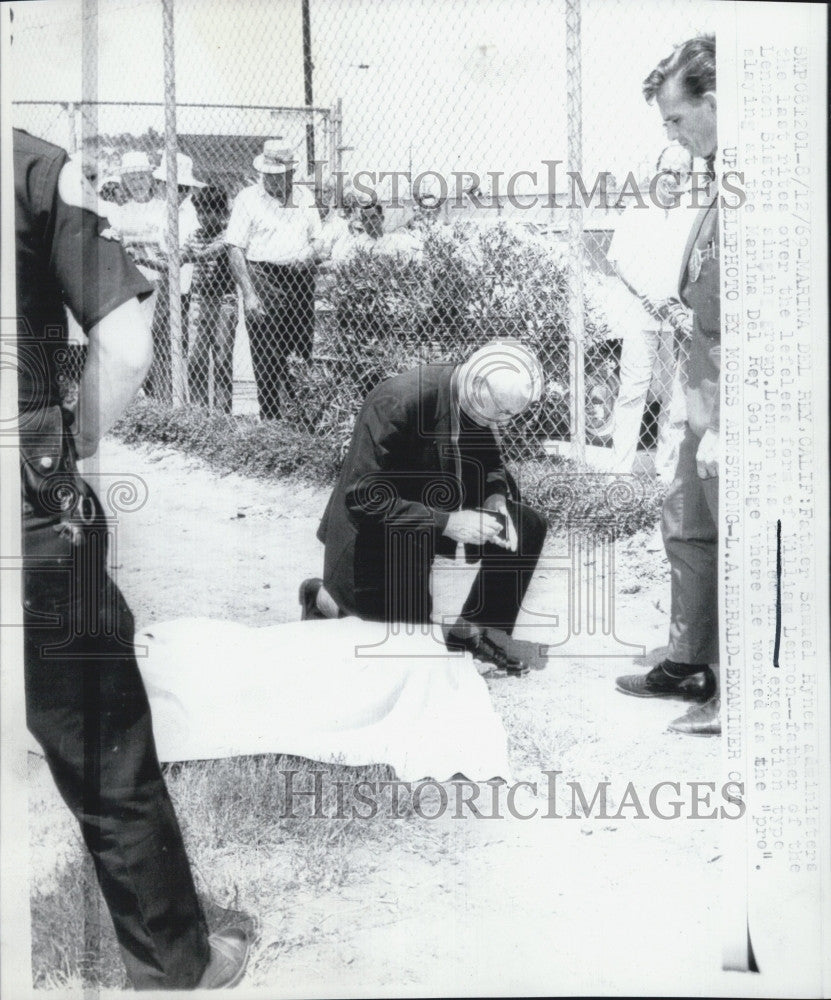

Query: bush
112;397;342;485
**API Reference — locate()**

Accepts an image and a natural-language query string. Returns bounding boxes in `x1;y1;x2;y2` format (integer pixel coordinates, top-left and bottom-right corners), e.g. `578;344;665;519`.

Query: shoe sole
667;727;722;737
220;938;251;990
614;683;710;701
298;581;325;621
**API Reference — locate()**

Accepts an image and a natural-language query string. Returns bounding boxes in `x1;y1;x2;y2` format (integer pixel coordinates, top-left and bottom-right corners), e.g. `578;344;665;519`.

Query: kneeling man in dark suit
301;342;548;672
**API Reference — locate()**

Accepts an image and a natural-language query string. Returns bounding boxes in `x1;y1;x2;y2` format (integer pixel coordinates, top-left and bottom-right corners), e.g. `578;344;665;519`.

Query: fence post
566;0;586;465
162;0;186;407
332;98;343;177
302;0;315;173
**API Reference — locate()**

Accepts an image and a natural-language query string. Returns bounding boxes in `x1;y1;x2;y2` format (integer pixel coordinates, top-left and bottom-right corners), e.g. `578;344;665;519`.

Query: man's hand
696;428;719;480
482;493;517;551
443;509;507;547
243;291;265;318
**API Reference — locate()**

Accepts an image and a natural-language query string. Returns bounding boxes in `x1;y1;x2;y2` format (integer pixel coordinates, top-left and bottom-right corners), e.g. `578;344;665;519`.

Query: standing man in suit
615;35;722;736
300;342;549;673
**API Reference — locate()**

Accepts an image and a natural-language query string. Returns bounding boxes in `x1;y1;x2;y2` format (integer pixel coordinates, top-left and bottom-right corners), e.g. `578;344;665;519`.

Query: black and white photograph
0;0;828;996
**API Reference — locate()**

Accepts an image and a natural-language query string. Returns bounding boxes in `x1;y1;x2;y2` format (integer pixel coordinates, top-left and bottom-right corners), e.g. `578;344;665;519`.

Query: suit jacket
317;363;509;614
678;190;721;437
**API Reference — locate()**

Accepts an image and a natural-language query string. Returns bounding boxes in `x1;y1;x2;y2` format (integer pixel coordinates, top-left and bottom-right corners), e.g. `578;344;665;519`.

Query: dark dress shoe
668;695;722;736
615;661;715;701
445;623;530;676
299;578;326;620
196;926;252;989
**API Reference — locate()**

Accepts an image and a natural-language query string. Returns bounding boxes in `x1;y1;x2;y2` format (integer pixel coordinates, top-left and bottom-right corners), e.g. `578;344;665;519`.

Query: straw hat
153;152;206;188
119;150;152;176
253;140;297;175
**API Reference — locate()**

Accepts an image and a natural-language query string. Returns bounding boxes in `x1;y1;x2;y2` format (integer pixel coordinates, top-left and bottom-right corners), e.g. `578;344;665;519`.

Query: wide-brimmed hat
119;150;152;176
153;152;206;188
253;140;297;175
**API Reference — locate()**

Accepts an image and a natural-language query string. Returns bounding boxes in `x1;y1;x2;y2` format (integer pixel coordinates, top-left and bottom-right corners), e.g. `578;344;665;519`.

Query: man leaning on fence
13;127;253;989
615;35;722;737
226;140;323;420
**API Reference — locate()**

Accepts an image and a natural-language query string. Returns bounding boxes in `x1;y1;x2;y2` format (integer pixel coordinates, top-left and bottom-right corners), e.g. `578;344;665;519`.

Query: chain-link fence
10;0;718;480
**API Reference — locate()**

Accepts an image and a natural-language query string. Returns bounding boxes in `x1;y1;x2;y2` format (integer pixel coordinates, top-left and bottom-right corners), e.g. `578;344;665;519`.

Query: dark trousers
661;425;719;664
246;262;315;420
349;499;547;632
22;454;209;989
188;290;237;414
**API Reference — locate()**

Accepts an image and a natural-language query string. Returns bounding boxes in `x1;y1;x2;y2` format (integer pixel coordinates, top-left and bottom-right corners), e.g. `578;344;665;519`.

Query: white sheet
134;617;512;782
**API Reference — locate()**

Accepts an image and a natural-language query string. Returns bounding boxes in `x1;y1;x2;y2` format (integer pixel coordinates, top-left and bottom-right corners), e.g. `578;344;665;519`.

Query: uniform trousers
23;451;209;990
661;424;719;665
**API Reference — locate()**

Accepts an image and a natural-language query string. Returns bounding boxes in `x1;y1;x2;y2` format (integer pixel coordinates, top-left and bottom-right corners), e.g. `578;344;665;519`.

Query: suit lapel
678;190;717;299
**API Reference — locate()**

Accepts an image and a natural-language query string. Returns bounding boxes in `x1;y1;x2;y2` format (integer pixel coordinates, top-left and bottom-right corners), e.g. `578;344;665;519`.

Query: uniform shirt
225;181;323;265
14;129;152;411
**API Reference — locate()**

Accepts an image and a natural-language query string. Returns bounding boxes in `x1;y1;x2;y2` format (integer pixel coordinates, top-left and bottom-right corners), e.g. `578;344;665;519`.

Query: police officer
14;128;252;988
615;36;722;737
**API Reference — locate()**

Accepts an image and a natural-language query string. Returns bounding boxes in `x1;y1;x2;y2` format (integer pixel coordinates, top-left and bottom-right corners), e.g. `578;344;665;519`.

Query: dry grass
30;753;418;989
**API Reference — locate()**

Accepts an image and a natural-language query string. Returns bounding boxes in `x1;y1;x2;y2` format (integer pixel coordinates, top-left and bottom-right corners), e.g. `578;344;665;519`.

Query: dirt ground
28;436;762;997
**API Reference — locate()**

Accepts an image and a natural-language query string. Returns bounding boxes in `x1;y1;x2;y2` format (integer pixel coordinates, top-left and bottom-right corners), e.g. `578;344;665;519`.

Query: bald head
457;342;544;427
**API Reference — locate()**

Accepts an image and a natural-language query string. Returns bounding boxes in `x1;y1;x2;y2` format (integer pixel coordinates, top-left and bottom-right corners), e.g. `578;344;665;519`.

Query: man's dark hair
643;34;716;103
193;185;229;214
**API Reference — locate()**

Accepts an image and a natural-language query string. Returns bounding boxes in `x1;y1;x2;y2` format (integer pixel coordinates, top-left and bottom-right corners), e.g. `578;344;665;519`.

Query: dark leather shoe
299;578;326;620
446;624;531;676
668;695;721;736
615;661;715;701
196;926;252;989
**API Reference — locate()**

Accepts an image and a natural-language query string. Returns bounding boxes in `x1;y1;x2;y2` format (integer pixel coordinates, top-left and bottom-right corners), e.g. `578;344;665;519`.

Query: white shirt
111;196;166;246
330;228;422;265
608;193;699;304
225;182;322;265
112;196;198;291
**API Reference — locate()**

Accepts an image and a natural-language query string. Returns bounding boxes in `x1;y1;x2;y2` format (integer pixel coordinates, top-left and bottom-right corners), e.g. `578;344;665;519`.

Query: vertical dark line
773;519;782;668
302;0;315;171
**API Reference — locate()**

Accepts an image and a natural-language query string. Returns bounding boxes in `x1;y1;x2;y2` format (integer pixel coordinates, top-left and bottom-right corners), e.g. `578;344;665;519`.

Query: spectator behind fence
97;173;126;206
606;144;695;481
184;186;237;414
13;128;252;989
145;151;203;402
300;341;549;675
316;177;358;261
111;149;166;283
226;141;323;421
330;203;422;264
615;34;721;737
